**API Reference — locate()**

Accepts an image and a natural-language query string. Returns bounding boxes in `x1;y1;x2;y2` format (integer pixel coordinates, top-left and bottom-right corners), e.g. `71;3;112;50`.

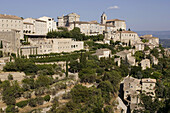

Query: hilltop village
0;13;169;113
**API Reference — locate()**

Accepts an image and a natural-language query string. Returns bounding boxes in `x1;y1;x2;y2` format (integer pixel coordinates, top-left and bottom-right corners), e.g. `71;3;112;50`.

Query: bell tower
101;12;107;24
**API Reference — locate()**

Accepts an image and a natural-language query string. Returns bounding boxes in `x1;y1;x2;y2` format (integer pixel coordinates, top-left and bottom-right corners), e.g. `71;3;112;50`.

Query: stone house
116;50;136;66
142;78;156;97
93;48;112;59
140;59;150;70
123;76;156;111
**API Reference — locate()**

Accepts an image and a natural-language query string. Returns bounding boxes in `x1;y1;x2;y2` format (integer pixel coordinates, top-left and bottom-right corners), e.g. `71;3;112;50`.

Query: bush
28;98;37;107
6;105;18;113
16;100;28;108
8;74;13;80
36;97;44;105
44;95;50;102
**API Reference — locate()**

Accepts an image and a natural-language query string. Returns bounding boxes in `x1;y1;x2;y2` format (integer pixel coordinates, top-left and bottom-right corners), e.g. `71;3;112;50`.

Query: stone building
151;55;158;65
93;48;112;59
38;16;57;32
140;59;150;70
58;12;126;37
0;30;20;54
21;38;84;56
142;78;156;97
111;31;141;46
23;18;47;35
123;76;156;111
57;13;80;27
115;50;136;66
0;14;23;39
140;35;159;47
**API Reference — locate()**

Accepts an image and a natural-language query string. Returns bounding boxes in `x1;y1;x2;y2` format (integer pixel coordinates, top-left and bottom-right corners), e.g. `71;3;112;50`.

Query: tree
16;100;28;108
0;51;3;58
29;98;37;107
8;74;13;80
134;51;144;62
97;81;113;103
44;95;51;102
66;60;68;77
151;48;159;58
0;41;3;48
6;105;18;113
36;97;44;105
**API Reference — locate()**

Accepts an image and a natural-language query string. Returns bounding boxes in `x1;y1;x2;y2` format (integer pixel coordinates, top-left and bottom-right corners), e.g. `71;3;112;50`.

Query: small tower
101;12;107;24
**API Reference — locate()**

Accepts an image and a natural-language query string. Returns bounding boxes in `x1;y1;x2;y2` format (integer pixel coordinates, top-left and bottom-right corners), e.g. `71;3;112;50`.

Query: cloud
107;6;119;10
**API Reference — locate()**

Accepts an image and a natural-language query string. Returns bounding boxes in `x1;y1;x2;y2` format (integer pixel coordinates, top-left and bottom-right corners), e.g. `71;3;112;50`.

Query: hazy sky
0;0;170;31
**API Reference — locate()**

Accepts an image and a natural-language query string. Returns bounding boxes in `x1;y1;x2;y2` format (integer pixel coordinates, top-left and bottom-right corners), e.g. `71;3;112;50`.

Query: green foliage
0;41;3;48
79;68;96;83
28;98;37;107
44;95;51;102
16;100;28;108
67;84;104;112
8;74;13;80
134;51;144;62
142;39;149;43
97;81;113;103
151;48;159;58
6;105;18;113
47;27;104;41
0;51;3;58
144;46;150;51
36;97;44;105
152;71;163;79
104;105;113;113
1;81;22;105
3;58;38;74
141;94;163;113
66;60;68;77
35;75;53;88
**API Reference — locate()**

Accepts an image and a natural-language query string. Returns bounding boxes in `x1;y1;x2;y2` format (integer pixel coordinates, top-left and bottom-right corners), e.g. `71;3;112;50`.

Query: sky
0;0;170;31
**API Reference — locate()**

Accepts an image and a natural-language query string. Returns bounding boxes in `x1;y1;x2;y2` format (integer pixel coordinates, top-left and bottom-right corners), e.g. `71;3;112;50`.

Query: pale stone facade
23;22;34;34
135;43;145;51
93;48;111;59
141;59;150;70
114;57;121;66
38;16;57;32
140;35;159;46
142;78;156;97
123;76;141;105
0;14;23;39
58;12;126;37
58;13;80;27
23;18;47;35
21;38;84;56
111;31;141;46
115;50;136;66
151;55;158;65
0;30;20;54
123;76;156;111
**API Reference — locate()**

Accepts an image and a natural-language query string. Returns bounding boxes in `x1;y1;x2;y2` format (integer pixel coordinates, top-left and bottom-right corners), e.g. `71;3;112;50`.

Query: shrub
44;95;50;102
28;98;37;107
16;100;28;108
8;74;13;80
36;97;44;105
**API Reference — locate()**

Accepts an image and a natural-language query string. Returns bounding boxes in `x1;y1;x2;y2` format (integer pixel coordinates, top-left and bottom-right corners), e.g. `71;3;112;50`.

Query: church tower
101;12;107;24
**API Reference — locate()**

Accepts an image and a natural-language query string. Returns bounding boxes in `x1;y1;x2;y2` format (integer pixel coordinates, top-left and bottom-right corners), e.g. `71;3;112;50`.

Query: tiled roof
106;19;125;22
69;21;99;24
116;31;137;34
0;14;22;20
142;78;156;83
23;22;33;25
